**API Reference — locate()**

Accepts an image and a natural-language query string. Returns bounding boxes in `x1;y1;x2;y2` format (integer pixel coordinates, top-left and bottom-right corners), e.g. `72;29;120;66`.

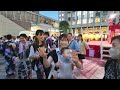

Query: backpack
47;48;59;79
4;41;17;60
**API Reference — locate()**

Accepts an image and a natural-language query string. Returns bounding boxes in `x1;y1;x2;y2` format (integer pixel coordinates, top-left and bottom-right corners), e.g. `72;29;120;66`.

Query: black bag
4;41;17;59
26;45;31;58
18;43;31;59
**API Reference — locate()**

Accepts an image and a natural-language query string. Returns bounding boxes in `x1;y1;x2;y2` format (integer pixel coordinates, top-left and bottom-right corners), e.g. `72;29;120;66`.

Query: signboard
89;49;94;57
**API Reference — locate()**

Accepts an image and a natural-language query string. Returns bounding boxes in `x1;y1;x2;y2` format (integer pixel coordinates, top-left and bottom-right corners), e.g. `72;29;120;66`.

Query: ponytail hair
78;34;83;42
33;30;46;51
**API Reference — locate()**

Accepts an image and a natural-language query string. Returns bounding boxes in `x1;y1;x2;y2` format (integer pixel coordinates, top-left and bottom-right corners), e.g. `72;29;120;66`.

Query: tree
59;21;70;34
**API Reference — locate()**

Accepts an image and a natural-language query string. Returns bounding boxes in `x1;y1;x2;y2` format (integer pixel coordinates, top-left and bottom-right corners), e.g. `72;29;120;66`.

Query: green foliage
59;21;70;34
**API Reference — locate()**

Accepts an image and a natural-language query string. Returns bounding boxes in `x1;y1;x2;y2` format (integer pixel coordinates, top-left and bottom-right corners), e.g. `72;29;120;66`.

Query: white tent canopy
31;23;61;32
37;23;52;31
19;30;35;37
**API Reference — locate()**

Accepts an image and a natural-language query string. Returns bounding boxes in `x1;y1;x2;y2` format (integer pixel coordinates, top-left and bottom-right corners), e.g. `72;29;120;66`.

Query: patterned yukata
103;59;120;79
4;40;17;78
17;42;32;79
29;44;48;79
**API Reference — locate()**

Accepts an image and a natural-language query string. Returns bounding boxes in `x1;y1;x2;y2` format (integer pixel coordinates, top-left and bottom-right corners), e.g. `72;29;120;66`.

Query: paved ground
0;57;6;79
73;57;106;79
0;57;106;79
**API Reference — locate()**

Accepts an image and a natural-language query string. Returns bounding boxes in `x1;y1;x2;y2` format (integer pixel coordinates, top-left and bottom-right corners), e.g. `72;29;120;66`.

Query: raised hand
38;47;48;58
72;51;79;63
9;43;16;49
56;61;62;68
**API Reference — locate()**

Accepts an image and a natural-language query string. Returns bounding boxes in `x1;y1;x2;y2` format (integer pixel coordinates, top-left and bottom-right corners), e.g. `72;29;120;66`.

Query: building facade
0;11;59;36
32;11;39;14
59;11;108;35
58;11;120;36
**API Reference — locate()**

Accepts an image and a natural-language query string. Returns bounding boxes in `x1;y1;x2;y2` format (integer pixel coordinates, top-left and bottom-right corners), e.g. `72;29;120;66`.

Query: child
53;47;78;79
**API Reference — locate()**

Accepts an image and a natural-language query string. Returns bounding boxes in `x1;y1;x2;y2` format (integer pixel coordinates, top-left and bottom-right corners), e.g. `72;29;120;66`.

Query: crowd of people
0;30;90;79
1;29;120;79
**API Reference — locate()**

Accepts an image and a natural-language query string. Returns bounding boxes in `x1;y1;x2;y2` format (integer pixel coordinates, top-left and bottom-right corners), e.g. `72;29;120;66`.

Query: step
102;50;109;52
102;46;112;48
102;54;111;58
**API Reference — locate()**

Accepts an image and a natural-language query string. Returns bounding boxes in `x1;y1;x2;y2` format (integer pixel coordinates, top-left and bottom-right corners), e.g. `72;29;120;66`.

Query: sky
39;11;58;20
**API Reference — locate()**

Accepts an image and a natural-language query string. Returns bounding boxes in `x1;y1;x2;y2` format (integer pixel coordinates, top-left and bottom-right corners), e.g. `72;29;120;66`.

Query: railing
0;11;59;28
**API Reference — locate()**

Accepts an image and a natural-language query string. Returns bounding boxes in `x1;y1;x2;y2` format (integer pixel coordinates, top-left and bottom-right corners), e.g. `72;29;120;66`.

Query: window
101;11;108;22
82;11;87;24
59;14;61;17
72;21;76;25
62;18;64;21
75;11;77;20
77;19;81;24
89;19;93;23
95;11;100;23
83;11;87;19
88;11;93;23
68;13;71;17
68;17;71;21
72;12;76;21
89;11;93;18
77;11;81;19
62;14;64;16
95;18;100;22
101;16;107;22
83;19;87;24
96;11;100;17
103;11;108;15
59;19;61;21
77;11;81;24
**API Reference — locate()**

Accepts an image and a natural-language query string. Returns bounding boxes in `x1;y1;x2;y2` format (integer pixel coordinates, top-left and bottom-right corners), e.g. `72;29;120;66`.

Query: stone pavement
73;57;106;79
0;57;6;79
0;57;37;79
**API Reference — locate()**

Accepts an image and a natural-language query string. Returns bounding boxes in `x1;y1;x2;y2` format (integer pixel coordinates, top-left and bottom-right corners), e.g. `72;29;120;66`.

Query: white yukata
55;48;74;79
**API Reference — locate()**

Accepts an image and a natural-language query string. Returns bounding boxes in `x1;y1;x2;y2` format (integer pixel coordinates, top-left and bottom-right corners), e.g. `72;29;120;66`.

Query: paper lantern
95;34;100;40
104;34;107;39
83;34;88;40
89;34;95;40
